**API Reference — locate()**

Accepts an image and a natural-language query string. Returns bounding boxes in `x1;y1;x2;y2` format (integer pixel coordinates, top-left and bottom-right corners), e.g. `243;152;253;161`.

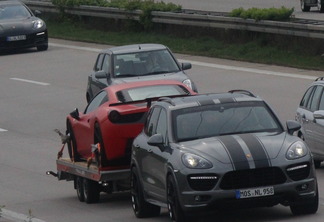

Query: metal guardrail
24;0;324;40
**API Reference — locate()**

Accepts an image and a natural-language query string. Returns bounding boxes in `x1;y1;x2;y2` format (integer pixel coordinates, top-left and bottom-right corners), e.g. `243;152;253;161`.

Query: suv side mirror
147;134;166;151
70;108;80;120
286;120;301;135
34;10;41;15
313;110;324;119
181;62;192;71
95;70;108;79
148;134;163;146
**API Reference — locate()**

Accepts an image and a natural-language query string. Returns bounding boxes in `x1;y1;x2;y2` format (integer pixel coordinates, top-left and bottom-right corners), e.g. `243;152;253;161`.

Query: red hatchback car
66;80;196;168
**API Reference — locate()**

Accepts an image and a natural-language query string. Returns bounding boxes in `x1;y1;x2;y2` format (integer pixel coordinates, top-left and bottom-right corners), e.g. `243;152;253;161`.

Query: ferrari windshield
0;4;31;20
113;49;180;77
173;101;282;142
116;84;190;102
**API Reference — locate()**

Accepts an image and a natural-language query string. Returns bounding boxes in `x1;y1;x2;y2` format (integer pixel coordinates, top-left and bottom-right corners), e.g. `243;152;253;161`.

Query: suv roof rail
228;89;256;98
315;77;324;81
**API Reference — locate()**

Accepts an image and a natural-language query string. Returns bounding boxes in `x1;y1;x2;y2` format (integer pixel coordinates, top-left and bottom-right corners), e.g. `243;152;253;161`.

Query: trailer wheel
83;179;100;204
76;176;85;202
66;121;80;161
94;123;108;167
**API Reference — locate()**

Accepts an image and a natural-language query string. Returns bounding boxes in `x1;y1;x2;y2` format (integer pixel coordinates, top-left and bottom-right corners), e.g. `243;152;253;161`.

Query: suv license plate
235;186;274;199
7;35;26;41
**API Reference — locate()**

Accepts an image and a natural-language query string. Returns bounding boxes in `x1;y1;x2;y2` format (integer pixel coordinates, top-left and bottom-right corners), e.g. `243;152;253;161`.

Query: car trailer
47;156;130;204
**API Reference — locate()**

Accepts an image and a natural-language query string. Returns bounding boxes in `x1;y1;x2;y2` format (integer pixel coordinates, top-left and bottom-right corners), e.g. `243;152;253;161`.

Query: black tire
94;123;109;167
76;176;85;202
301;0;311;11
131;167;160;218
83;178;100;204
167;175;187;222
290;187;319;215
319;0;324;12
37;43;48;51
314;160;322;169
66;121;80;162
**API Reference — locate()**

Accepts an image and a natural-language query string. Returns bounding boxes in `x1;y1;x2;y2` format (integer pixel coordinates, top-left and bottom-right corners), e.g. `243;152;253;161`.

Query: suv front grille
220;167;286;190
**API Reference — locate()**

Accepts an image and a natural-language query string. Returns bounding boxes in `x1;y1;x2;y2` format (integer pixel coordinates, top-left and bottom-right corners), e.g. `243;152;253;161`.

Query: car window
102;54;110;74
116;84;190;102
309;86;323;111
84;91;108;114
0;4;31;19
173;101;282;141
144;107;161;137
94;54;105;71
300;86;314;108
113;49;180;77
319;90;324;110
156;109;167;143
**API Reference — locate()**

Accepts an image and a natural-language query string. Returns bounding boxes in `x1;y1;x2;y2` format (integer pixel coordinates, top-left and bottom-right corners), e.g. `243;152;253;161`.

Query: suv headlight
182;79;193;90
182;153;212;169
286;141;308;160
33;19;44;29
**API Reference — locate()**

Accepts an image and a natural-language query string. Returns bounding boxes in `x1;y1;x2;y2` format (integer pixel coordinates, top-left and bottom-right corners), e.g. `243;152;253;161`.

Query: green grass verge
46;19;324;71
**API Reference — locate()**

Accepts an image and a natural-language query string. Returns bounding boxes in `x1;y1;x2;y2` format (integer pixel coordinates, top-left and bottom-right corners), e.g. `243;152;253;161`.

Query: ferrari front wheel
94;123;108;167
66;120;80;161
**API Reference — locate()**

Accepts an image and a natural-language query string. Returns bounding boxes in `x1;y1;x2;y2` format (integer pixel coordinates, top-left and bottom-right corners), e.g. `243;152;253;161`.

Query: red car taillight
108;110;121;123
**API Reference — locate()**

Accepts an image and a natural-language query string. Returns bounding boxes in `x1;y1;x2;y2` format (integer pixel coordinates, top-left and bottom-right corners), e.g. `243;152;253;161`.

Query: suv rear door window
300;86;314;108
309;86;323;111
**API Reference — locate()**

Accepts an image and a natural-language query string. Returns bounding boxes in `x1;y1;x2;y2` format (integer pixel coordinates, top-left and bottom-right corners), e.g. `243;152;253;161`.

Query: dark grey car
296;77;324;168
0;0;48;51
86;43;197;102
131;90;318;222
300;0;324;12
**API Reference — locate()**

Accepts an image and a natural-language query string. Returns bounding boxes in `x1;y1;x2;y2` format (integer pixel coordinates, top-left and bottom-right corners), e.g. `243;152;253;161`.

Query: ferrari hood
179;132;286;170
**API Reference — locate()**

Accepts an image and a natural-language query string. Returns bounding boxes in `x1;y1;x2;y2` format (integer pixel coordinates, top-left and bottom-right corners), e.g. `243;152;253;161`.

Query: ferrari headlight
286;142;307;160
182;79;193;90
182;153;212;169
33;20;44;29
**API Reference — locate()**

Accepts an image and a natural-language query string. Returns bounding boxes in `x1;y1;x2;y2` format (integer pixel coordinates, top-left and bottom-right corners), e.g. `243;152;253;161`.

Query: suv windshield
173;101;282;142
113;49;180;77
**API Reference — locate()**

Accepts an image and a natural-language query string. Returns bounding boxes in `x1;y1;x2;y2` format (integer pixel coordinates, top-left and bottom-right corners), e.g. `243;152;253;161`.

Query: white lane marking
1;208;46;222
178;60;318;80
0;128;8;132
10;78;50;86
49;42;318;80
50;42;101;53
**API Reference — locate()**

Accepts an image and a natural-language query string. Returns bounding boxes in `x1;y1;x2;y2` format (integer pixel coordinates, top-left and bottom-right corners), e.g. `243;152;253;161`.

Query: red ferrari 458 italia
66;80;196;168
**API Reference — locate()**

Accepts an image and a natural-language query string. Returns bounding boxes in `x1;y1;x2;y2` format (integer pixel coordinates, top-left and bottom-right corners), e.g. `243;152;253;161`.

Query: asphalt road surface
0;39;324;222
163;0;324;21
